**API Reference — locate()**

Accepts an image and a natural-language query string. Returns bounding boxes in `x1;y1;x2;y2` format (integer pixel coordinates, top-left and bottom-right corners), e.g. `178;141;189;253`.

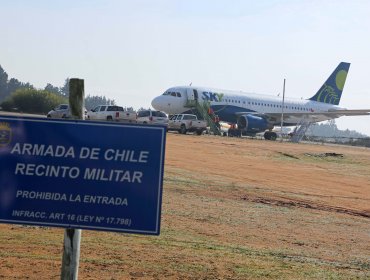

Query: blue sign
0;116;166;235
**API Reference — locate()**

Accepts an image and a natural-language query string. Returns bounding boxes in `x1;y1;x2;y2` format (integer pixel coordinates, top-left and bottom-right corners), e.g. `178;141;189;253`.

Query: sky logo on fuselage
316;84;339;104
202;92;224;102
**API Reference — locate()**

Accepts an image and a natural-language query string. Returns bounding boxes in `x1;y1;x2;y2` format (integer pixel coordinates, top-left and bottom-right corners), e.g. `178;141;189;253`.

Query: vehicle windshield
56;104;68;110
152;111;167;117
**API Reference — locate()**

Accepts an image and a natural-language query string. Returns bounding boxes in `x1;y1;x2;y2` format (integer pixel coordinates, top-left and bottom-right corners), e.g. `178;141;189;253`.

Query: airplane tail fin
308;62;350;105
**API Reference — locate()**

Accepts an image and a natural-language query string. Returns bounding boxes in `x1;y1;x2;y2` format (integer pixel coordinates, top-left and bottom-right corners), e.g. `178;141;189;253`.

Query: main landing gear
264;131;277;141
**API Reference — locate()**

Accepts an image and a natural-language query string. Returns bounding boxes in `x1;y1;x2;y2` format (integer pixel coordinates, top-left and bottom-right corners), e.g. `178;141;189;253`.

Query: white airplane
151;62;370;139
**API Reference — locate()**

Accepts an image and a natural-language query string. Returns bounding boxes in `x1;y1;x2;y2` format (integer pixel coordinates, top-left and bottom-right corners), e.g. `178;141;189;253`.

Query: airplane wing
235;109;370;124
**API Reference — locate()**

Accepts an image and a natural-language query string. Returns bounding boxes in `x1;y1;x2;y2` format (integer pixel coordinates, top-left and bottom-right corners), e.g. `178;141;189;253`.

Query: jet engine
237;114;272;133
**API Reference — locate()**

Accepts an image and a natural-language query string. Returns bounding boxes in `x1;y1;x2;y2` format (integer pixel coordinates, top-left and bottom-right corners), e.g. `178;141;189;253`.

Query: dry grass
1;134;369;279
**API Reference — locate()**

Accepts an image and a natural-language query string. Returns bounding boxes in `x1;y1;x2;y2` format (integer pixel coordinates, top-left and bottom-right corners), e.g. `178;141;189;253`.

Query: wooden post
61;229;82;280
60;78;84;280
68;79;85;120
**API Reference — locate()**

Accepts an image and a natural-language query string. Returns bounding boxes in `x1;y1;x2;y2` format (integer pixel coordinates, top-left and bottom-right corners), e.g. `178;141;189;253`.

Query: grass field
0;133;369;279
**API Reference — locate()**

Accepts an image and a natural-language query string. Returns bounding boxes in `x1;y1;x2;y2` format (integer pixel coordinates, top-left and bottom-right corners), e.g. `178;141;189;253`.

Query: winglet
309;62;350;105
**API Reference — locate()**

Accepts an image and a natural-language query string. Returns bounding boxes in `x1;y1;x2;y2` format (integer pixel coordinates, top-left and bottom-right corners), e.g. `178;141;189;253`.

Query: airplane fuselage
151;86;344;126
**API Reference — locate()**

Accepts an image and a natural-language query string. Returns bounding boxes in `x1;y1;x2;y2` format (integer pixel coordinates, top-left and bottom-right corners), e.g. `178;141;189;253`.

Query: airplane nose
151;96;161;110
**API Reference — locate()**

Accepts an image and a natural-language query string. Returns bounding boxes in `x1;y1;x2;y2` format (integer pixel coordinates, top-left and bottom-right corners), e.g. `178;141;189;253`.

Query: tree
60;78;70;97
137;107;150;111
0;65;34;102
44;83;61;95
0;65;9;101
84;95;116;110
7;78;22;96
1;88;66;114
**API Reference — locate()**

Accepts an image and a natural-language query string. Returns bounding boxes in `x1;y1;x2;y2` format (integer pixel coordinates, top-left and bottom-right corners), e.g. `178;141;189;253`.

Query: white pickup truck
87;105;137;122
168;114;207;135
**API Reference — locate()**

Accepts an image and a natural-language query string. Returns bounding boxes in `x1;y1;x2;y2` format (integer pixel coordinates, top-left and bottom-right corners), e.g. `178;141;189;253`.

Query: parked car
47;104;87;119
47;104;69;118
87;105;137;122
137;110;169;126
167;114;207;135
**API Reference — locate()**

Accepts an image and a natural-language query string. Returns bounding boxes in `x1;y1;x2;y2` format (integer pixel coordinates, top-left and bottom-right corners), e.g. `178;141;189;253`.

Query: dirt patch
241;194;370;218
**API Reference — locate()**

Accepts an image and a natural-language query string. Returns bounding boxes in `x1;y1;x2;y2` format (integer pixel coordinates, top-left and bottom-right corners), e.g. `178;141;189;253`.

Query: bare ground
1;133;370;279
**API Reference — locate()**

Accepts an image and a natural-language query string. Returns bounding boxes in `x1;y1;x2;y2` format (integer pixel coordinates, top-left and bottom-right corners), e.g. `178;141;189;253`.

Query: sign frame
0;115;166;235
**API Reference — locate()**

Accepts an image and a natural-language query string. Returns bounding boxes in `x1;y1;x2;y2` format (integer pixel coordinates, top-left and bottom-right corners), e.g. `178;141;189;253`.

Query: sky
1;0;370;135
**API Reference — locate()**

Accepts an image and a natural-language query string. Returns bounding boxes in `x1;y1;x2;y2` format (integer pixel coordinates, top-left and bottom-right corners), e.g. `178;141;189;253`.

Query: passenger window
176;92;181;97
100;106;107;111
108;106;122;111
140;111;150;117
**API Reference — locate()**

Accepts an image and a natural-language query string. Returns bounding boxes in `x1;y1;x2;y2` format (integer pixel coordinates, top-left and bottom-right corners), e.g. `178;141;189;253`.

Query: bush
1;88;67;114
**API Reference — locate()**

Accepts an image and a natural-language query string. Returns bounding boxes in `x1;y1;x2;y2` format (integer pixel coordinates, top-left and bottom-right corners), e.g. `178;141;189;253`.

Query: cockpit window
162;91;182;97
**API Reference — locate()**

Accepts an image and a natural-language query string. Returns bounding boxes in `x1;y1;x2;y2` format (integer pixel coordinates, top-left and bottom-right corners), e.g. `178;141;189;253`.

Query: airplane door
193;89;198;101
186;88;194;100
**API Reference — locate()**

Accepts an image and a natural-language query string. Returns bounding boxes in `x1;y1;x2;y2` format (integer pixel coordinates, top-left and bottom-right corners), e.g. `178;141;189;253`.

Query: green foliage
0;65;35;102
0;65;120;114
60;78;70;97
0;99;15;111
44;83;61;95
0;65;9;101
1;88;66;114
7;78;22;96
